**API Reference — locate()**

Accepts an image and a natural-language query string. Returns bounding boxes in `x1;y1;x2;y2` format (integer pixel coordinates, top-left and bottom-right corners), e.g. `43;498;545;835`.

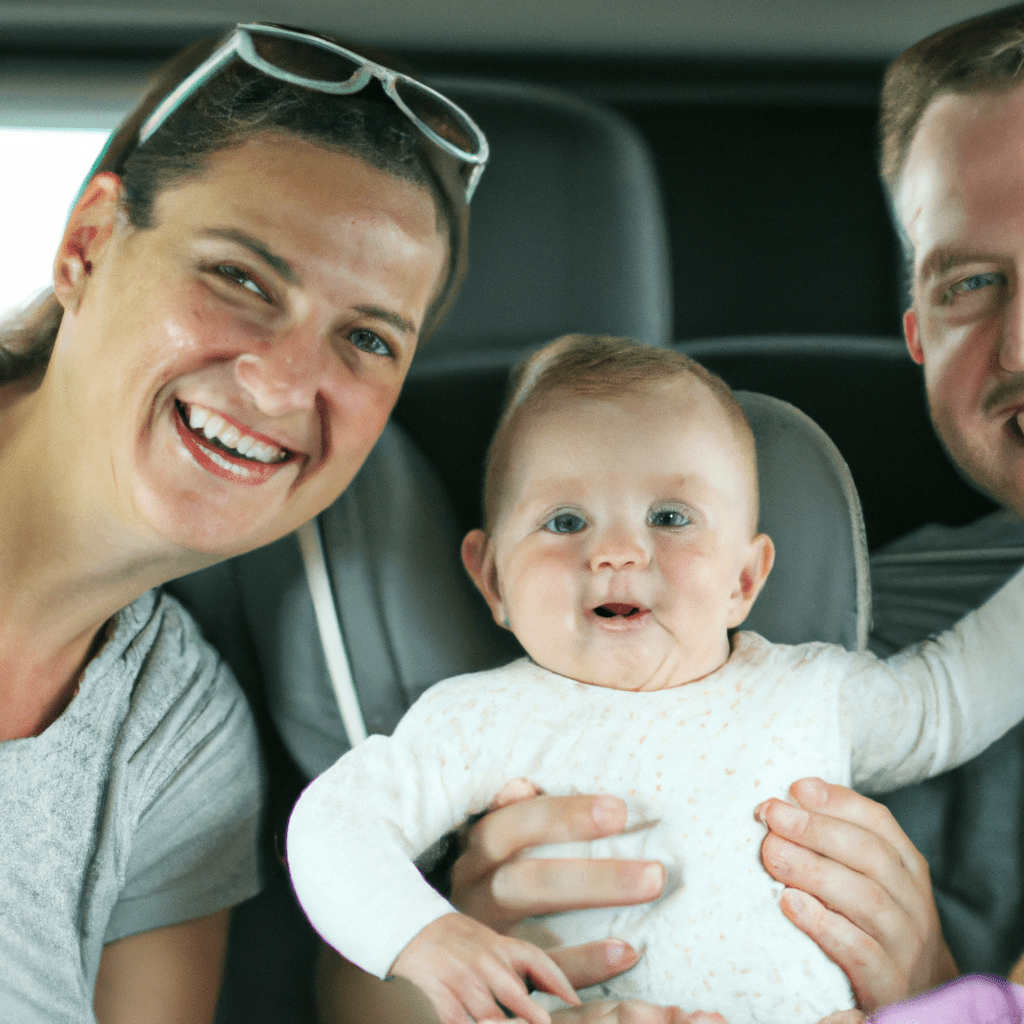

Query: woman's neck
0;382;205;739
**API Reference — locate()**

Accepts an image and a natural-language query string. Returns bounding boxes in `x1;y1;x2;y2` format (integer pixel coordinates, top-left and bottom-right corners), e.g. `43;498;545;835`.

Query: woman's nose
588;524;650;571
234;327;326;415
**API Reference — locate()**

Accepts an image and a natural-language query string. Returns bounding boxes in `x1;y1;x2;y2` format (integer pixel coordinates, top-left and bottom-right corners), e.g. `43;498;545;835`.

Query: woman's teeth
185;404;286;463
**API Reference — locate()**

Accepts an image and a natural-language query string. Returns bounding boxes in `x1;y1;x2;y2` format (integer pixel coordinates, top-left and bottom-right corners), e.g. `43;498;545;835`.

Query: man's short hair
482;333;758;532
880;3;1024;198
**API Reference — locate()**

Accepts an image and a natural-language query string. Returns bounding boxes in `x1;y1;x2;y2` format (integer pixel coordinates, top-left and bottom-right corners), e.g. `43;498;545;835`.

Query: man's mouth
594;603;646;618
174;400;295;485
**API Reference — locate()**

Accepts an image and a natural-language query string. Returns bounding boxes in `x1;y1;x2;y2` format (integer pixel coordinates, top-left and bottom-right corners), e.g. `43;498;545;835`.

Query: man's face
898;86;1024;515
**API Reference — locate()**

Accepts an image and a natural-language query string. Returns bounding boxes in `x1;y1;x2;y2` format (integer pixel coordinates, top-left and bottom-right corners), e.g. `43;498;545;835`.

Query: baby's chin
531;644;735;692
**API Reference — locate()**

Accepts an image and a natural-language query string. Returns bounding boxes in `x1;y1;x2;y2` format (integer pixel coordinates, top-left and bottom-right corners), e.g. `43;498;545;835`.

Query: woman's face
50;133;448;559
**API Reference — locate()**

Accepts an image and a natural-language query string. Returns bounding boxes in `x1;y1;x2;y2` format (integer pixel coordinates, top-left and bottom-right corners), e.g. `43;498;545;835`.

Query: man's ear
904;309;924;365
727;532;775;628
53;173;122;313
461;528;509;630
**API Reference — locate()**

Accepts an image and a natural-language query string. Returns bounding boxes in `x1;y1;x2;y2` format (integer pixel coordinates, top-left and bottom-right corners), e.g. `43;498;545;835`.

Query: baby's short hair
482;334;759;531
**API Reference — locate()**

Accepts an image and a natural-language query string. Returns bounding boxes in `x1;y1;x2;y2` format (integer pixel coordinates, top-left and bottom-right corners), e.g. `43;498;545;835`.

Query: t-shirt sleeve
104;656;264;944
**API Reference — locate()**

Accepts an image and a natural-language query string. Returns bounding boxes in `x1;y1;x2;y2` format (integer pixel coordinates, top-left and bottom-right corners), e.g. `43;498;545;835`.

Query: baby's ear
460;529;508;629
727;532;775;628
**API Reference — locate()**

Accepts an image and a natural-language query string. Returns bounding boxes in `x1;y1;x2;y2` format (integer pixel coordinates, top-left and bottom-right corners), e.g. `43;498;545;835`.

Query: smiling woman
0;23;469;1024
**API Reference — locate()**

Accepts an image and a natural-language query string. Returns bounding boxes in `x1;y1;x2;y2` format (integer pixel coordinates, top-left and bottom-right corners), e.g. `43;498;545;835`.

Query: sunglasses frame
138;23;489;201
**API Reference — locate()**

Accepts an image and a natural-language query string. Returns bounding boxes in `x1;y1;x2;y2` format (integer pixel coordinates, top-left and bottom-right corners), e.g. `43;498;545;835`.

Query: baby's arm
846;564;1024;791
391;912;579;1024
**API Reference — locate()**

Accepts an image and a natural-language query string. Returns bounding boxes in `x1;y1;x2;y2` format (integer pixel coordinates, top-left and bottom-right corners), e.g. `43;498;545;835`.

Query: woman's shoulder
106;588;260;781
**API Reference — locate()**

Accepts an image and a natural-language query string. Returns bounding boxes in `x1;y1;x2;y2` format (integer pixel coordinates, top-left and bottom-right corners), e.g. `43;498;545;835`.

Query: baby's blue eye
544;512;586;534
648;507;691;528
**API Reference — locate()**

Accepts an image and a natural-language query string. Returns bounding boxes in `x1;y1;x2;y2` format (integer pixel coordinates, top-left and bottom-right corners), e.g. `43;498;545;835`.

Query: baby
287;335;1024;1024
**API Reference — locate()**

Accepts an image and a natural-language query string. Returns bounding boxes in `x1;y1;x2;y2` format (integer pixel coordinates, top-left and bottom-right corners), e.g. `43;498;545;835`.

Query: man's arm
93;909;230;1024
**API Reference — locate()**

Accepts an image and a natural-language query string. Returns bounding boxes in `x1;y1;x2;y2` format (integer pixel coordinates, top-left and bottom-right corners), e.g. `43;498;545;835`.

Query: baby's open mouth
594;603;644;618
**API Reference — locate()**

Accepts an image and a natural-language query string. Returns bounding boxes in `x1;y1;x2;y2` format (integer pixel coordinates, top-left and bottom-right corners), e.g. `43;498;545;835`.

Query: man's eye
350;329;393;358
944;272;1007;302
648;507;691;528
544;512;586;534
215;264;271;302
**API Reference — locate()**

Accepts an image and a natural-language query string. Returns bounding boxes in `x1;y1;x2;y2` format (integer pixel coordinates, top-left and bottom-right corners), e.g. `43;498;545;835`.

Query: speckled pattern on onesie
288;568;1024;1024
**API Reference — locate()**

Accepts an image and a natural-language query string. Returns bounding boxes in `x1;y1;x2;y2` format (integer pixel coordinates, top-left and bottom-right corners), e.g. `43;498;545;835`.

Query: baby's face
464;378;773;691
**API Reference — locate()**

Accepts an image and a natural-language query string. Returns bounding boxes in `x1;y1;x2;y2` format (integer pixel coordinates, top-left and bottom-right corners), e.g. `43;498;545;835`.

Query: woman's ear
461;529;509;629
53;173;122;312
727;532;775;628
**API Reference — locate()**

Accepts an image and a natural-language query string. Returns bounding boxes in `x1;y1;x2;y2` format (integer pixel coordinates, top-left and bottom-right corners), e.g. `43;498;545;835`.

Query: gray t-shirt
0;589;263;1024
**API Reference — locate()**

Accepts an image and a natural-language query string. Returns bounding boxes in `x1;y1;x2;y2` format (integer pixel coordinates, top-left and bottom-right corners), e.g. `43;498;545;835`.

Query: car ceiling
0;0;1009;57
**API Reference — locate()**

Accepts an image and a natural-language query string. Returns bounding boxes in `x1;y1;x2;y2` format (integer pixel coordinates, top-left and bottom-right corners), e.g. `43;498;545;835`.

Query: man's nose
234;325;326;416
999;291;1024;372
588;523;650;571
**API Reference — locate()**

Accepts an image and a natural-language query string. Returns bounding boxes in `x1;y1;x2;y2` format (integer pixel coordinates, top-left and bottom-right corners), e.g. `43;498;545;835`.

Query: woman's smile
173;400;297;486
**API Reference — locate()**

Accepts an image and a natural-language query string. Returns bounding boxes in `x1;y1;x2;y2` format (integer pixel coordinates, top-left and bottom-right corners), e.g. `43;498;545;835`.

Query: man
759;6;1024;1016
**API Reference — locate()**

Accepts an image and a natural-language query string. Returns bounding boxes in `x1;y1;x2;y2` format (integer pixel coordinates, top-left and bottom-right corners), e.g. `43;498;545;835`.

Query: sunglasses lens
393;79;482;157
249;34;366;85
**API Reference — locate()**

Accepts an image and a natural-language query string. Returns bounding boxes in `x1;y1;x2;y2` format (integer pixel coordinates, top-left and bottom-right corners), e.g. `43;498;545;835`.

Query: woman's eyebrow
206;227;301;285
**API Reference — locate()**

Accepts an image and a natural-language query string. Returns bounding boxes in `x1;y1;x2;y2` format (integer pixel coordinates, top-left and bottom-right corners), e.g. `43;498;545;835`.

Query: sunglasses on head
139;22;490;202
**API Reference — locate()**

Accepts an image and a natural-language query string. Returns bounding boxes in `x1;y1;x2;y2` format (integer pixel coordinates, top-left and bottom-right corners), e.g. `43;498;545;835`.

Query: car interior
5;0;1024;1019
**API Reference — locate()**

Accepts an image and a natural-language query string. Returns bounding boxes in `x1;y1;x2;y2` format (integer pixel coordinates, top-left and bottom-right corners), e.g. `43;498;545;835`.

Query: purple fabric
869;976;1024;1024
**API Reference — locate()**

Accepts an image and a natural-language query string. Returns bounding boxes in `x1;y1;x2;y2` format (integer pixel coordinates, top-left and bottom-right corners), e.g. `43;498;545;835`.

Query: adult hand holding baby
758;778;958;1012
450;788;664;970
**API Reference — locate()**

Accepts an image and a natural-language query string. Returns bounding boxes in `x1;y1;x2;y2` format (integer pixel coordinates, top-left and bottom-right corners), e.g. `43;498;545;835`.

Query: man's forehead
898;86;1024;269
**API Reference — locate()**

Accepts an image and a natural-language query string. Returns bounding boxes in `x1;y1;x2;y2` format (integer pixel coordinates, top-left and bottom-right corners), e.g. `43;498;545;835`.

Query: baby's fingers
515;941;580;1008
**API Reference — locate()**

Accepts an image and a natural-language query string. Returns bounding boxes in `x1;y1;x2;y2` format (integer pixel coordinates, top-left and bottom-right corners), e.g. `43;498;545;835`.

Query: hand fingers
552;1001;690;1024
490;778;545;811
816;1012;867;1024
547;940;639;989
459;795;628;880
757;791;927;926
786;779;930;879
775;886;897;1009
514;943;579;1007
458;855;664;928
760;827;909;951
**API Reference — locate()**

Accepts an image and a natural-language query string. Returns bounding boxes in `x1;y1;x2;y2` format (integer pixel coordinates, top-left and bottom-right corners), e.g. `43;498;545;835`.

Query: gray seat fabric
677;336;998;549
737;391;869;651
419;77;673;367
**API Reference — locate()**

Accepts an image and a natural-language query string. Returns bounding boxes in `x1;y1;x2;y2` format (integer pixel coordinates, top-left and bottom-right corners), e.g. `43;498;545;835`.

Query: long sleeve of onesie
287;565;1024;1001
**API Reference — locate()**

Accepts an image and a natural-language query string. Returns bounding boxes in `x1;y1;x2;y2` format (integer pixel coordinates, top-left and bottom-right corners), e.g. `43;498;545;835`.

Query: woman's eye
648;507;691;528
544;512;586;534
349;329;394;358
943;271;1007;303
215;264;271;302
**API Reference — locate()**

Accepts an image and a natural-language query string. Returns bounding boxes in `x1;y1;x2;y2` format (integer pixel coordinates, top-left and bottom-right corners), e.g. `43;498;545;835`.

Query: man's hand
390;912;579;1024
451;792;665;930
756;778;958;1012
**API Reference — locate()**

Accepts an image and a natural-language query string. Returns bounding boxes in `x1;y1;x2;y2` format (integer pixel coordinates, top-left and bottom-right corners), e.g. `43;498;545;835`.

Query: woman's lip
173;402;292;486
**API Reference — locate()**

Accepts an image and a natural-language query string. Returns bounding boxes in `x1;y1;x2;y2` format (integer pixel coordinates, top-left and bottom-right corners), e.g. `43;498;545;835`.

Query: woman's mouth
173;400;296;485
594;603;644;618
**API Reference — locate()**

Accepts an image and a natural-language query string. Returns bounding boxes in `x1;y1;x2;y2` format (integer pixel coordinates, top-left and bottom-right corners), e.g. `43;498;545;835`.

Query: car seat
170;383;870;1022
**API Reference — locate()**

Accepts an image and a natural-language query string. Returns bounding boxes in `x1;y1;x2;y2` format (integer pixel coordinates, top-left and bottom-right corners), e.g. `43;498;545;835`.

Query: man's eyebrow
353;305;417;336
918;245;1003;285
206;228;301;285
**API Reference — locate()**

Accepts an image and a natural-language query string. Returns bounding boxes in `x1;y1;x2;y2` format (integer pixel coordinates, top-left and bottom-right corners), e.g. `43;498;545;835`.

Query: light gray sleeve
847;566;1024;794
104;660;264;943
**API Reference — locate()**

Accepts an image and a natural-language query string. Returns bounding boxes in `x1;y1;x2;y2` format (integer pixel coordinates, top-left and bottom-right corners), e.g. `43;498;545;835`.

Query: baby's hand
390;911;580;1023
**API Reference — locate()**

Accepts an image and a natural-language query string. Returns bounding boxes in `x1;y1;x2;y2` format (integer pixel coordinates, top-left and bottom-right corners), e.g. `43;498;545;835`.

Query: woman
0;23;470;1023
0;22;954;1024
